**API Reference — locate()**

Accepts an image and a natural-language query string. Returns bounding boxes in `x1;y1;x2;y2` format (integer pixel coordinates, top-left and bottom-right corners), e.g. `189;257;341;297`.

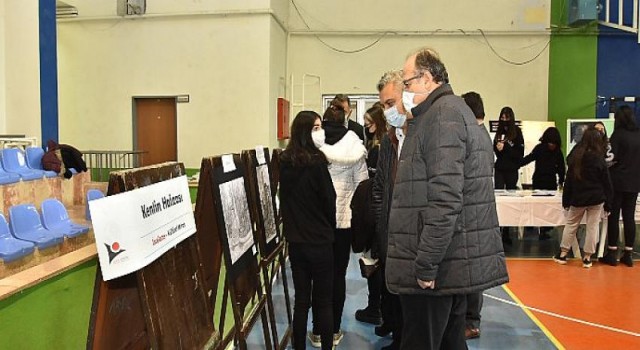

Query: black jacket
348;119;365;142
521;143;565;190
562;151;612;210
494;128;524;172
370;129;399;262
609;128;640;193
386;84;508;295
280;158;336;244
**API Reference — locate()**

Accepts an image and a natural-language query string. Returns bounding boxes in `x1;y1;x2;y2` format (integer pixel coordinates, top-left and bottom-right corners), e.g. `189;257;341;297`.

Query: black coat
562;151;612;210
494;128;524;172
609;128;640;193
521;143;565;190
280;158;336;244
370;130;399;262
348;119;365;142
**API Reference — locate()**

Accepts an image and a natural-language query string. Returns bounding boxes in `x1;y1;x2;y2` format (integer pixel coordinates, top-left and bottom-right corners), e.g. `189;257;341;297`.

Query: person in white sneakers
308;99;368;348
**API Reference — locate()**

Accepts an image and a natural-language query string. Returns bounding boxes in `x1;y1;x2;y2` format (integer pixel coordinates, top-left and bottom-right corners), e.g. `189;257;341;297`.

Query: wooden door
134;98;177;166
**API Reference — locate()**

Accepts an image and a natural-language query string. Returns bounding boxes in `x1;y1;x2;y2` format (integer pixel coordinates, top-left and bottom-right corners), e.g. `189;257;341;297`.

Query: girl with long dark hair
554;127;612;268
601;106;640;267
280;111;336;350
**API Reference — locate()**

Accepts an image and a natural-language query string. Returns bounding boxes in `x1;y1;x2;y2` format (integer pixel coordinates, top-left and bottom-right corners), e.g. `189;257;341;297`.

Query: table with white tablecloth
494;192;640;258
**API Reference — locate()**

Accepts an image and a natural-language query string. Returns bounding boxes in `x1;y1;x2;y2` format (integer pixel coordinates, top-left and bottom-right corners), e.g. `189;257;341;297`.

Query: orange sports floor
505;259;640;349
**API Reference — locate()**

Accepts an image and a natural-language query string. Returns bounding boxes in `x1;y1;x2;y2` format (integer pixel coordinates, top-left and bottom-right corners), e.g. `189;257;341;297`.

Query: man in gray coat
386;48;508;349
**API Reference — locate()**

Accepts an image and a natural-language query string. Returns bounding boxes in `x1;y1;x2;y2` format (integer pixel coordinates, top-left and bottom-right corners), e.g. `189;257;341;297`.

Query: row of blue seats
0;199;90;263
0;147;76;185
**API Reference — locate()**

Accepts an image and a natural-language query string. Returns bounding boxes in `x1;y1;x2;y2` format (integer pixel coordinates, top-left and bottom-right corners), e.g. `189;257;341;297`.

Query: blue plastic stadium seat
0;213;34;262
9;204;64;249
41;199;89;238
25;147;58;178
1;148;45;181
86;189;105;221
0;166;21;185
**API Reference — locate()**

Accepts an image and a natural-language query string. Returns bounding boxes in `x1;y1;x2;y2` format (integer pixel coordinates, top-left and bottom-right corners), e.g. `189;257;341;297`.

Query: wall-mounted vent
56;0;78;18
117;0;146;16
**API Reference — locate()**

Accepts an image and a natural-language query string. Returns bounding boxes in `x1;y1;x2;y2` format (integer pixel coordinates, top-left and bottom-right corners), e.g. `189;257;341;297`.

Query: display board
87;162;218;350
242;147;292;349
566;118;615;155
206;154;272;350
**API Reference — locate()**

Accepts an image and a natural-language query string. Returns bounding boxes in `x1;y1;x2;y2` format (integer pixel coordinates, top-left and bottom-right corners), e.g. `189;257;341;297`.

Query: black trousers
399;293;468;350
331;228;352;332
607;191;639;248
465;292;483;329
495;169;518;190
366;263;382;310
381;263;403;343
289;242;334;350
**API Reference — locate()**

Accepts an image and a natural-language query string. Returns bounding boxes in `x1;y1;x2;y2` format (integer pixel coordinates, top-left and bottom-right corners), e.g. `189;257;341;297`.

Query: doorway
134;97;177;167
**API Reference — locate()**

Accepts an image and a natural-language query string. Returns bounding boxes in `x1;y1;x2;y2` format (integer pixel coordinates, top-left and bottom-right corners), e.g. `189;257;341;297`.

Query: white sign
255;146;266;165
89;175;197;281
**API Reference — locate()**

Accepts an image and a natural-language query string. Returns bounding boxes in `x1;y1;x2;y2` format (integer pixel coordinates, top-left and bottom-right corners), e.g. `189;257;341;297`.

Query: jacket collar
410;83;454;118
323;120;348;145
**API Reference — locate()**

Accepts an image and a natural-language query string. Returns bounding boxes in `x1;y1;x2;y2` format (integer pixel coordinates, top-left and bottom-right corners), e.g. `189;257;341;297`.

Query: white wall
3;0;41;139
287;0;551;122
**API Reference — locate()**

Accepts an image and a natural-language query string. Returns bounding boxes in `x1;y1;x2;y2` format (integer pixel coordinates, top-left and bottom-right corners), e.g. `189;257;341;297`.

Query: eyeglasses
402;72;423;88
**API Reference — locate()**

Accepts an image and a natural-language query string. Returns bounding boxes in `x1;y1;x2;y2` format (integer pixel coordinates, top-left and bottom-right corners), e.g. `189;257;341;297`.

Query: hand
417;279;435;289
496;142;504;152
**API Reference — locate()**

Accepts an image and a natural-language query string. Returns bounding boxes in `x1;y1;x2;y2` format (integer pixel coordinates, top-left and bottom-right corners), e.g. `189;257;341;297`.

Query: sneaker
333;330;344;346
620;251;634;267
355;307;381;325
553;253;567;265
307;332;321;348
374;324;392;337
465;327;481;339
582;258;592;268
599;250;618;266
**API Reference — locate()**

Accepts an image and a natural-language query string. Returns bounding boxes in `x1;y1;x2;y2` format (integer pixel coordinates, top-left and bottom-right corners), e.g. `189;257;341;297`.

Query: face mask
384;106;407;128
365;127;375;139
402;91;417;112
311;129;325;148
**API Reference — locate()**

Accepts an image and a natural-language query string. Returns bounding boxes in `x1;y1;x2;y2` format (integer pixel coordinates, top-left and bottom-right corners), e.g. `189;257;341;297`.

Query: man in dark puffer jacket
386;48;508;349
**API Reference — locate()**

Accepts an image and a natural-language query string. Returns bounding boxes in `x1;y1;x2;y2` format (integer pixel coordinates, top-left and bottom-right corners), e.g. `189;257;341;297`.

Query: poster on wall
219;177;255;265
566;118;614;155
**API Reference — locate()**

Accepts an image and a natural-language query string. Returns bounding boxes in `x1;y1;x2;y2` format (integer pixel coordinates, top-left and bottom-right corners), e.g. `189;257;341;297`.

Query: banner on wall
89;176;196;281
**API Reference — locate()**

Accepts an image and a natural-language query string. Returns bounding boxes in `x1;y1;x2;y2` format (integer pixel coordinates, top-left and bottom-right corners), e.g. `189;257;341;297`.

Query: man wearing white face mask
386;48;508;350
334;94;365;143
362;70;412;350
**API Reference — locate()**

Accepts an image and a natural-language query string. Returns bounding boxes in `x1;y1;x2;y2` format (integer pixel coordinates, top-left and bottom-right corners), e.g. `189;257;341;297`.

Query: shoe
355;307;381;325
307;332;321;348
582;258;592;268
553;253;567;265
374;324;392;337
620;251;634;267
465;327;481;339
599;249;618;266
381;341;400;350
333;330;344;346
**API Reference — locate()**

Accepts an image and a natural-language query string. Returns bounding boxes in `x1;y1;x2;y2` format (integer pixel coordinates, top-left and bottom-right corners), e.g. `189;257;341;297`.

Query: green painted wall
548;0;598;149
0;260;97;349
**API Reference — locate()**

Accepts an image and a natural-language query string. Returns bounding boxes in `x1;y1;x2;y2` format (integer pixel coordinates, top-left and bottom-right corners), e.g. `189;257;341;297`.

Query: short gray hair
377;70;403;92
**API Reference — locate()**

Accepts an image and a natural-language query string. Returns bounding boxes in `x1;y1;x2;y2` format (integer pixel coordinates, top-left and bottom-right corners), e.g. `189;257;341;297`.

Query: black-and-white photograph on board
219;177;254;264
256;164;277;243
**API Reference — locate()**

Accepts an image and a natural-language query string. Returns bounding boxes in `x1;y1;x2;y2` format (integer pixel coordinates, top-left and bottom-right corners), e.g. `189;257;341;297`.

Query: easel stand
87;162;218;350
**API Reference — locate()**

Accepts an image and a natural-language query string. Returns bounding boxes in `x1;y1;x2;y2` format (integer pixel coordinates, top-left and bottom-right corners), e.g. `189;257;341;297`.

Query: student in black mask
493;106;524;244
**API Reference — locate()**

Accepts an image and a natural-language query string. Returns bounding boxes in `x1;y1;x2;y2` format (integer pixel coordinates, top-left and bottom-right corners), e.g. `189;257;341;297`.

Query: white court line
484;292;640;338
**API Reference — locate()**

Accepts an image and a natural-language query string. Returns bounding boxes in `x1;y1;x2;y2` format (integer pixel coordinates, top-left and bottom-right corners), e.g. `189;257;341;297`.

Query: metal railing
81;150;147;181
